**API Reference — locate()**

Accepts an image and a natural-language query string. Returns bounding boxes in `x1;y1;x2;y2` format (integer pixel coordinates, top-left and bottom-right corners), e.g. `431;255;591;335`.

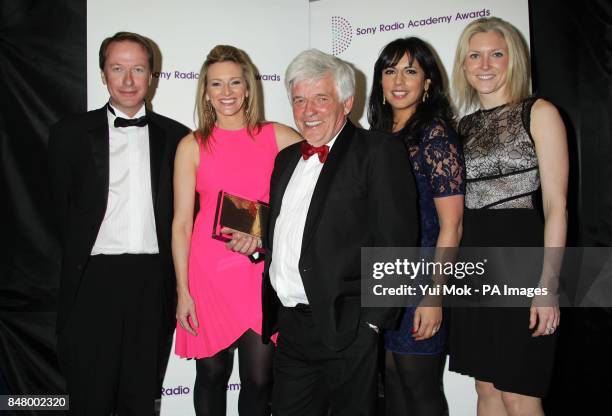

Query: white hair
284;49;355;102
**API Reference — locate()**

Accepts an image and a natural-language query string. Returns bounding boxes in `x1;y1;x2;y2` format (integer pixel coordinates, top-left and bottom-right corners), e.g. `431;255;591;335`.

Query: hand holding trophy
220;226;261;255
212;191;269;256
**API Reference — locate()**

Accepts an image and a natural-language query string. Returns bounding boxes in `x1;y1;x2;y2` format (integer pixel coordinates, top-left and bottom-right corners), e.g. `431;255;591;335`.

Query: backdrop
1;0;611;415
86;1;527;414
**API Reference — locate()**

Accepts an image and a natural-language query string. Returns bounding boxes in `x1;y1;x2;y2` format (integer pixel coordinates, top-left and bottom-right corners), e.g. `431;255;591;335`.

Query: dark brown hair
99;32;154;70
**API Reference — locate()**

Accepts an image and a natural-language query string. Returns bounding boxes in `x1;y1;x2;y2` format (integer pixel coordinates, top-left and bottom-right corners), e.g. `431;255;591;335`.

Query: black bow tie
106;102;148;128
114;116;148;128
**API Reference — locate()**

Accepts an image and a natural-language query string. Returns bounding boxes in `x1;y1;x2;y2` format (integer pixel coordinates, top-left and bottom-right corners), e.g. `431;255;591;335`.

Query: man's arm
362;134;419;328
369;134;419;245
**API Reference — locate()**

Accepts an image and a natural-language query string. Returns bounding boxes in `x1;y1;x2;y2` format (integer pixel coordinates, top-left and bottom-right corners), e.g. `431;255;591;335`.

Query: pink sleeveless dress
175;123;278;358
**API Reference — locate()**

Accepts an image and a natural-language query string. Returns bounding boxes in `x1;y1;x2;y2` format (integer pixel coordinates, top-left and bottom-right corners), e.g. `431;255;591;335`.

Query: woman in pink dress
172;45;300;416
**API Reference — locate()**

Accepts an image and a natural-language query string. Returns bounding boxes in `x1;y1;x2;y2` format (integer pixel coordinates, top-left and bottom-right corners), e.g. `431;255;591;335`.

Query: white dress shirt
269;132;340;306
91;103;159;255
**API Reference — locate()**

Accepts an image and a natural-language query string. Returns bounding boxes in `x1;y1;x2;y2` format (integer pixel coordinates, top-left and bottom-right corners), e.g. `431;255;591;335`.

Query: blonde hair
194;45;262;148
452;17;531;112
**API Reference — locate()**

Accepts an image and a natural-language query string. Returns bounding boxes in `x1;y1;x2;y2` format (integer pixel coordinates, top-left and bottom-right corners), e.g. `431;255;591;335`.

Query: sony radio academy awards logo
331;9;491;56
152;71;280;81
331;16;353;56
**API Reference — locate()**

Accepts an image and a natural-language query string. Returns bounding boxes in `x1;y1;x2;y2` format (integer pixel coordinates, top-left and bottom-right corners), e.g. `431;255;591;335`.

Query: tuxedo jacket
262;121;420;351
48;106;190;334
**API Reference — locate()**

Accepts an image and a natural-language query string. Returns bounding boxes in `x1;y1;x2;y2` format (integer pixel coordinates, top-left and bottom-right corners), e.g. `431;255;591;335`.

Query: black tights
193;329;273;416
385;350;448;416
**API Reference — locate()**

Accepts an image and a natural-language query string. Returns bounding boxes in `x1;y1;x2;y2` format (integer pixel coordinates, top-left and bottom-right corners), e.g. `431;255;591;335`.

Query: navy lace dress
384;121;465;355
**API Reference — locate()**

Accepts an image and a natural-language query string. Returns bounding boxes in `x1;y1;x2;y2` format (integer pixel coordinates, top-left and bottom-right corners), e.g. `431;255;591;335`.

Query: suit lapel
89;108;110;199
268;147;301;249
300;121;355;255
147;113;164;208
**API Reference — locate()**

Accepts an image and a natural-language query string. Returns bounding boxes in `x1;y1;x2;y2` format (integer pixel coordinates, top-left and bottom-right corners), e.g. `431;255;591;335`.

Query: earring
383;96;386;105
422;91;429;102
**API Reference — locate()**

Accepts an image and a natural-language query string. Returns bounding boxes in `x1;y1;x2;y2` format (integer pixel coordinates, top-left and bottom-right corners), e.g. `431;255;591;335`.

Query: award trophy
212;191;269;251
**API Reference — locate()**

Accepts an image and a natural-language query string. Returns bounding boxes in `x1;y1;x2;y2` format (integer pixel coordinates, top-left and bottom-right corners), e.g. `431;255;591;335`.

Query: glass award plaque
212;191;269;244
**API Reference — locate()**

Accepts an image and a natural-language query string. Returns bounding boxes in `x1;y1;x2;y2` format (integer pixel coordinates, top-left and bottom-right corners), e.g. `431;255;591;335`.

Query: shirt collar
107;101;146;119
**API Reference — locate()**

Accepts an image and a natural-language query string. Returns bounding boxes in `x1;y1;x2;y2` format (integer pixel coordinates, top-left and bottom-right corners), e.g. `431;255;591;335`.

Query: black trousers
57;254;164;416
272;306;379;416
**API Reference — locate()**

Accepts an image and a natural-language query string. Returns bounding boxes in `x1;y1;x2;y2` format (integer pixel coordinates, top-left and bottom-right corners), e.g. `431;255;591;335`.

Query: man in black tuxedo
261;49;419;415
48;32;189;414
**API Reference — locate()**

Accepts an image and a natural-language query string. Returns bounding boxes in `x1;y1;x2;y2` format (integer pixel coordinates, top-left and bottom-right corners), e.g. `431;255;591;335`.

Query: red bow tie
300;141;329;163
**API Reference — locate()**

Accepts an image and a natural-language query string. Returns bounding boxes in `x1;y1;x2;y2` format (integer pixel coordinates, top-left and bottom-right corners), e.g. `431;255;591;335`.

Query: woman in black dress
449;17;568;415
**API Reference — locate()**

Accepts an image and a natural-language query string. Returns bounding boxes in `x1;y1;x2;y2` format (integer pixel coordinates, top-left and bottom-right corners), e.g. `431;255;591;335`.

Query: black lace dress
448;97;557;397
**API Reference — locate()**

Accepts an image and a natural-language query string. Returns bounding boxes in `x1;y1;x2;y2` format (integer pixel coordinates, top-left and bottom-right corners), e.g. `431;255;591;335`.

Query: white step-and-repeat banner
310;0;529;123
87;1;529;414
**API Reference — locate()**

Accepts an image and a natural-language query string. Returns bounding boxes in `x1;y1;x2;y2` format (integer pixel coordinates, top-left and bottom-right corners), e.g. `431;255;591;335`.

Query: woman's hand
221;227;261;256
529;99;566;338
412;306;443;341
176;291;199;336
172;134;199;337
529;303;560;337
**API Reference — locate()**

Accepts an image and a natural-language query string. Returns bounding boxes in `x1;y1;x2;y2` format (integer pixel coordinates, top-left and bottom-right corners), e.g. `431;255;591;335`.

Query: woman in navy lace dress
368;37;465;416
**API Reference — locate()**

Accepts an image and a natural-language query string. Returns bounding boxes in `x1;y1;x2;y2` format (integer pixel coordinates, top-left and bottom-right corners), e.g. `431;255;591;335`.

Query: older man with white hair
261;49;420;415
